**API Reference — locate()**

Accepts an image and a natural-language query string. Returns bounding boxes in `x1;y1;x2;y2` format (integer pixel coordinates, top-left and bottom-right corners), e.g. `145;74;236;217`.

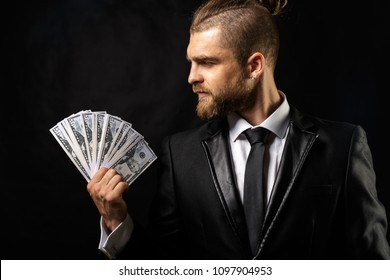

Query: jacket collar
227;92;291;141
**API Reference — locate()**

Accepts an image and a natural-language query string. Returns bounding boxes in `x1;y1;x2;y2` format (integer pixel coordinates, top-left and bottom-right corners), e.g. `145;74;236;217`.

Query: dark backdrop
4;0;389;259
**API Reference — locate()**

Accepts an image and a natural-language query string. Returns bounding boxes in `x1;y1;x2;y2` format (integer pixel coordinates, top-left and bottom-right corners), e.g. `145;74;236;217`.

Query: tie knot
244;127;270;146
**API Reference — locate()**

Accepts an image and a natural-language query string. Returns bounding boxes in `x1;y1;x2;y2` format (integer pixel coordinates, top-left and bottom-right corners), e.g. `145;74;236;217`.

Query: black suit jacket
123;106;390;259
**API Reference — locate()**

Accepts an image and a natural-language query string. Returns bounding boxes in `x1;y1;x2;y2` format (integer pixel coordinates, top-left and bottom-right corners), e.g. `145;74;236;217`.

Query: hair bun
259;0;288;15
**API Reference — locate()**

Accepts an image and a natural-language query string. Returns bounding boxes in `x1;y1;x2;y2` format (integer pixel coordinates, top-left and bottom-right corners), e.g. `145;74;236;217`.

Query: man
87;0;390;259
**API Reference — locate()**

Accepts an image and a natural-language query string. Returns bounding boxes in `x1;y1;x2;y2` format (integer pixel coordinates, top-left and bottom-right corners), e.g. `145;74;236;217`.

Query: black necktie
243;127;270;255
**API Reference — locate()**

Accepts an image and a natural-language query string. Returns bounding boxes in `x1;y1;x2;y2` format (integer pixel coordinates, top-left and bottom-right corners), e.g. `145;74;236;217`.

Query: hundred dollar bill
105;124;143;167
59;119;90;174
103;121;130;166
89;110;106;171
96;114;123;170
93;112;108;174
110;139;157;185
81;111;95;171
65;113;92;172
58;120;91;172
50;124;91;182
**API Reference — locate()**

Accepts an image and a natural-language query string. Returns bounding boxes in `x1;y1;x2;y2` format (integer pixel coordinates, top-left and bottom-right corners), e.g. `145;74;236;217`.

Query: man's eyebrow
186;54;219;62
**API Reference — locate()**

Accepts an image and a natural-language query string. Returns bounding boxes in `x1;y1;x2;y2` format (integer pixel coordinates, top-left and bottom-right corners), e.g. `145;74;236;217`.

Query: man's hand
87;167;129;232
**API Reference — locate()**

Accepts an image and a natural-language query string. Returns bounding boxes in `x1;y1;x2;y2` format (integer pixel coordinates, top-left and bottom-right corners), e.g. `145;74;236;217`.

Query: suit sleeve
344;126;390;259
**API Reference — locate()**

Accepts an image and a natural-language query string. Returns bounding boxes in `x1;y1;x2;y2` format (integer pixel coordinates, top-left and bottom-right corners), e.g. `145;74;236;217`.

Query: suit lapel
257;117;318;256
201;119;250;250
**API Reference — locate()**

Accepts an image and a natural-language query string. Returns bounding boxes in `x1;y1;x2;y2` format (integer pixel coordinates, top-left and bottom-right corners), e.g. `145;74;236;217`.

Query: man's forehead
191;27;221;41
187;27;232;59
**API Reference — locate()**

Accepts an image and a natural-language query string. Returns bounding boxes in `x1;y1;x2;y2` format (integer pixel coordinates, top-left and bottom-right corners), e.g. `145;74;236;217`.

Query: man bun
259;0;288;15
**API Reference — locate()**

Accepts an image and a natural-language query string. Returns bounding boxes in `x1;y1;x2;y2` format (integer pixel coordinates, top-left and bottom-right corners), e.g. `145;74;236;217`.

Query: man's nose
188;64;203;85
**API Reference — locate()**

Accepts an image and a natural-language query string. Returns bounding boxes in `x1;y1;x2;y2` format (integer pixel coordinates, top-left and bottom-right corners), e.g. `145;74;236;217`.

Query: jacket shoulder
290;106;366;138
165;118;227;143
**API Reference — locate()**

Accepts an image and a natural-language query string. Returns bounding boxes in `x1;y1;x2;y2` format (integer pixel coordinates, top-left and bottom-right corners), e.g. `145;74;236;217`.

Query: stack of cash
49;110;157;185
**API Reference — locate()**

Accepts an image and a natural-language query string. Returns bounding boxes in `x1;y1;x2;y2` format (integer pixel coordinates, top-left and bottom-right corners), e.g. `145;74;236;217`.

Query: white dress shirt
227;92;290;202
99;92;291;259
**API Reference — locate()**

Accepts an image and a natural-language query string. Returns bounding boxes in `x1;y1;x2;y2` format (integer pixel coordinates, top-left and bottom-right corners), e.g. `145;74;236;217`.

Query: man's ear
247;52;265;79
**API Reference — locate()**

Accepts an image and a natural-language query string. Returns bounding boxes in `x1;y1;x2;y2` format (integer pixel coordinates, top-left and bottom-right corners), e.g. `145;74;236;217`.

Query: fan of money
49;110;157;185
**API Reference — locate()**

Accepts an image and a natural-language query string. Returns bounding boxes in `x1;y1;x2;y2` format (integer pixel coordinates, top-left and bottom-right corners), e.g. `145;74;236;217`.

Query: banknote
81;111;94;169
64;113;92;173
49;123;91;181
95;114;123;174
105;124;143;166
110;138;157;185
50;110;157;185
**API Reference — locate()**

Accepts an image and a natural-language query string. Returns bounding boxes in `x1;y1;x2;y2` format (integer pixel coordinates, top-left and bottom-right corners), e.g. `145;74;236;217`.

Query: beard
195;76;256;120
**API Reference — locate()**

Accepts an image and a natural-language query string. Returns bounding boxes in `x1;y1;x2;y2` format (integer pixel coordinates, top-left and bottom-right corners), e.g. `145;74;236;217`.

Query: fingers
89;167;109;185
111;181;129;197
87;167;128;199
102;169;120;186
108;172;126;190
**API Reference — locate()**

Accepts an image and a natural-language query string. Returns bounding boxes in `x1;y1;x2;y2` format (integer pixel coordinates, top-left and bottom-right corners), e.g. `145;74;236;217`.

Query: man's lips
193;86;210;99
197;92;209;99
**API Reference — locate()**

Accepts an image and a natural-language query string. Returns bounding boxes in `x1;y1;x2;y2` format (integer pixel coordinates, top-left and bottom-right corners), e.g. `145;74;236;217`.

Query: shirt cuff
98;214;134;259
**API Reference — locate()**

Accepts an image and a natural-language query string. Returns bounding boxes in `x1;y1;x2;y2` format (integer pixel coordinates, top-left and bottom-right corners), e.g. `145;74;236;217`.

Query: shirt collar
227;91;291;142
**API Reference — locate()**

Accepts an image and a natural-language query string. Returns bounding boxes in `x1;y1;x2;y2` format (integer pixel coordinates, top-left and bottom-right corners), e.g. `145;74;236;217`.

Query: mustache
192;85;210;94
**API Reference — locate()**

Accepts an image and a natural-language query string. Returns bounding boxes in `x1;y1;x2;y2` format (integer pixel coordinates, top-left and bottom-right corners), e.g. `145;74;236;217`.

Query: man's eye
202;60;215;65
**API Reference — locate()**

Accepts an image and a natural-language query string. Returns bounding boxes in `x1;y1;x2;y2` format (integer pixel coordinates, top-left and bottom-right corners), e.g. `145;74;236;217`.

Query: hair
190;0;288;69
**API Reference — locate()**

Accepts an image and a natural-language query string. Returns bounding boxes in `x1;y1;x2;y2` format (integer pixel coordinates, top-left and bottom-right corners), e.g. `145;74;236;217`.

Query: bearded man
86;0;390;260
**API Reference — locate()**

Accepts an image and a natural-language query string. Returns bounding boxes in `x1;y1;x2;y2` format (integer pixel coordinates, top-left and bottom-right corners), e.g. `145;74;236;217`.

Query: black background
4;0;389;259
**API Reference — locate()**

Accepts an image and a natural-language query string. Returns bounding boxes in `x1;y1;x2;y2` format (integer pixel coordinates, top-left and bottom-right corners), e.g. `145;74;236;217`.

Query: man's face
186;27;255;120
